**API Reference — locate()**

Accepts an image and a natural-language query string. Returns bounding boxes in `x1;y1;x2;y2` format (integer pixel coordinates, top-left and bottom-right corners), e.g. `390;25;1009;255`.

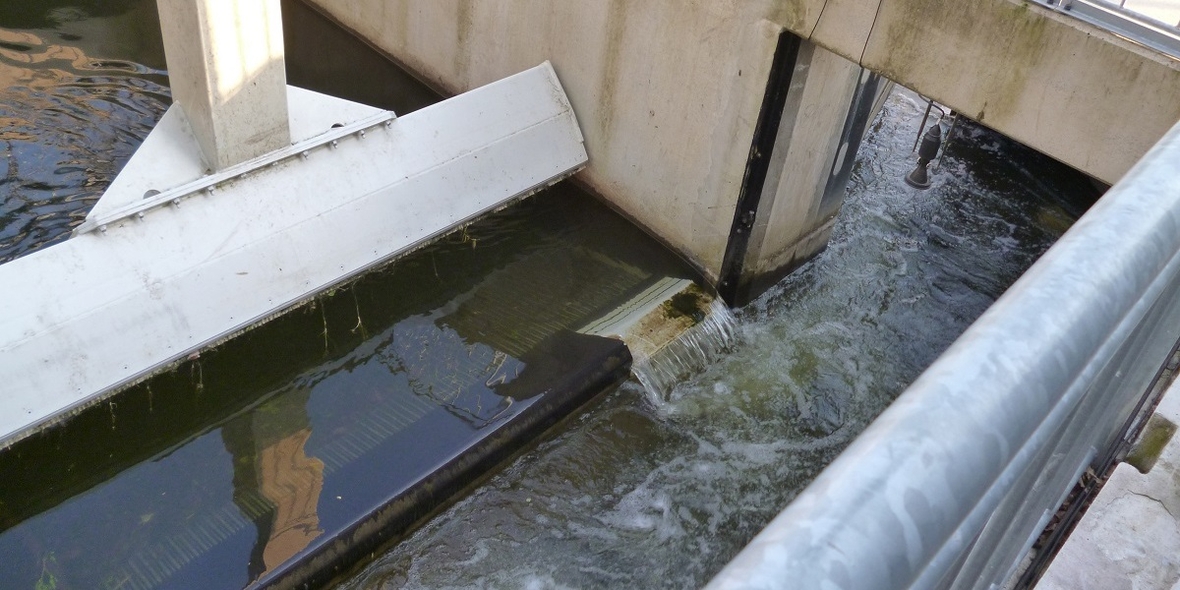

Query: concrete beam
156;0;291;170
801;0;1180;185
863;0;1180;184
808;0;881;63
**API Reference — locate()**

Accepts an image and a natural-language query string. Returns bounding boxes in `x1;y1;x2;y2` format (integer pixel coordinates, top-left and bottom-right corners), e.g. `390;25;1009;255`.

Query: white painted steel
82;86;389;228
74;93;393;235
0;62;586;448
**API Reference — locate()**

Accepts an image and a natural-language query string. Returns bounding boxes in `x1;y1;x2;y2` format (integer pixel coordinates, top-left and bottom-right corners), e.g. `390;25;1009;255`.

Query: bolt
330;140;339;149
301;150;310;160
358;129;366;139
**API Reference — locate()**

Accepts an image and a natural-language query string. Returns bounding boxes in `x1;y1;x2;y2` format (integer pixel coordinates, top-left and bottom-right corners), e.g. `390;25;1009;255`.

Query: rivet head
205;186;215;195
330;140;339;149
99;225;108;233
384;120;393;129
301;150;310;159
137;212;145;220
357;129;366;139
172;198;181;208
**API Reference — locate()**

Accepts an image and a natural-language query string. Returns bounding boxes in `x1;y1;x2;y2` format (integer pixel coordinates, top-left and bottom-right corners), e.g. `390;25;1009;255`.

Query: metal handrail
706;116;1180;590
1039;0;1180;60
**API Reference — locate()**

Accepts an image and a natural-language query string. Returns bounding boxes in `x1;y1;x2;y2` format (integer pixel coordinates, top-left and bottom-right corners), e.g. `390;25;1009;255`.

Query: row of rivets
92;117;393;234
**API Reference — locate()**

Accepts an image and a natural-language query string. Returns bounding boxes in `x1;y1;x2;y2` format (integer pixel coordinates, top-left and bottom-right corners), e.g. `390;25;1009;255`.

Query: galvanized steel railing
706;118;1180;590
1039;0;1180;59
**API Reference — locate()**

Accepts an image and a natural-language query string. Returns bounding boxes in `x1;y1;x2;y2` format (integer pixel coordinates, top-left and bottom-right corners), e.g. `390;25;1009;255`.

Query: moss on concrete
1126;413;1178;474
661;283;709;323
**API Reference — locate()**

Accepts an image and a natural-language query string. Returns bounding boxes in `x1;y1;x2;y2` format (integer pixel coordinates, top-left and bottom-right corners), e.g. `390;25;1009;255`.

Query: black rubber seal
716;30;802;306
256;332;632;590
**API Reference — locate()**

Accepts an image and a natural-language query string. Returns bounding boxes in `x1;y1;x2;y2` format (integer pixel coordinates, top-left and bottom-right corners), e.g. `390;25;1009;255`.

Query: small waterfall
632;300;739;402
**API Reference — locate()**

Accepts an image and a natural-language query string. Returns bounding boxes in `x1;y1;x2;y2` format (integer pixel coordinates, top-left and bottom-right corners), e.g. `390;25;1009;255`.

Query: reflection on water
0;0;166;263
222;390;325;580
336;90;1102;588
0;180;680;588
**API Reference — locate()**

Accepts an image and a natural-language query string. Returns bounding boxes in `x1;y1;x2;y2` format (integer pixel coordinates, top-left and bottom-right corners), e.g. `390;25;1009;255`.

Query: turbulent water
336;89;1096;589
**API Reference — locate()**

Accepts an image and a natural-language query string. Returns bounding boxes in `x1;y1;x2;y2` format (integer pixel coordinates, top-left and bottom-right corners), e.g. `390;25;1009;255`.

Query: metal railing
706;117;1180;590
1039;0;1180;59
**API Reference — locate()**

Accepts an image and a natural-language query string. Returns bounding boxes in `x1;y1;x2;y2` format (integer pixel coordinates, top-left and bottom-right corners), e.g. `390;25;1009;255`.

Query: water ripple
0;26;167;263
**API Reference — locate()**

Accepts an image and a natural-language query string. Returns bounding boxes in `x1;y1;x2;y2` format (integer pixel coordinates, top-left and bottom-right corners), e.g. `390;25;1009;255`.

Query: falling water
632;300;739;407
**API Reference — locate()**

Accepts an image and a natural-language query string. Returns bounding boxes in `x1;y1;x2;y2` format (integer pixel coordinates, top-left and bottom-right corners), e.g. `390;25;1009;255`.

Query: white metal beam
0;62;586;449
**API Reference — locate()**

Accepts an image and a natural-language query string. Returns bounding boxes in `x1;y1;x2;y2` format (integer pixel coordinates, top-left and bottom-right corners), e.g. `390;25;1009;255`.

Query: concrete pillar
718;37;882;305
301;1;878;305
156;0;290;170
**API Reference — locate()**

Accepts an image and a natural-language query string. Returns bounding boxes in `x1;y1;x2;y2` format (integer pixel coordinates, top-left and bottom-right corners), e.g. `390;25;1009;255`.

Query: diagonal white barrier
0;62;586;449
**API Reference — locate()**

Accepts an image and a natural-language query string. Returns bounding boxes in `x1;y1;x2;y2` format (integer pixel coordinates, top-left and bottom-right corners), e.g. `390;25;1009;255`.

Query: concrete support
300;0;1180;302
299;0;1180;303
719;38;880;304
156;0;290;170
799;0;1180;185
303;0;874;304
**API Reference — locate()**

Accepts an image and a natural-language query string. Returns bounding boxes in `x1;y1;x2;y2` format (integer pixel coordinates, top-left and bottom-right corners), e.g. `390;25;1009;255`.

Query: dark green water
0;2;1102;589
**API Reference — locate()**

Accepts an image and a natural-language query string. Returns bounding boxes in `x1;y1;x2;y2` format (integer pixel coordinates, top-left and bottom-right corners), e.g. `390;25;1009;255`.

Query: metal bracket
74;111;396;236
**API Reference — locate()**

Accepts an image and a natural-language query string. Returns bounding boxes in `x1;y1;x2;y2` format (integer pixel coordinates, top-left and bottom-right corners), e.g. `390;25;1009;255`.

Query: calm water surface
0;2;1101;589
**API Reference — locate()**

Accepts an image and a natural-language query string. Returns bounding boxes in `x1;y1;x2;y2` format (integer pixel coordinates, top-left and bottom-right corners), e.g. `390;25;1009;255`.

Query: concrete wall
802;0;1180;185
733;45;867;301
300;0;1177;301
303;0;850;290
